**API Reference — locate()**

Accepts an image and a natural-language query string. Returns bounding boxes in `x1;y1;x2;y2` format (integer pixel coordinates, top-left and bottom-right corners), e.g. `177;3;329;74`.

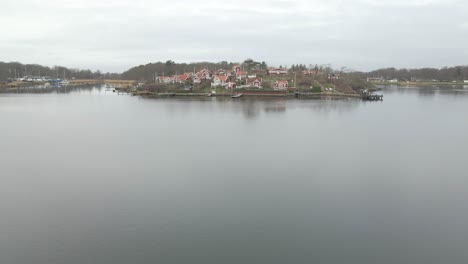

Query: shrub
311;86;322;93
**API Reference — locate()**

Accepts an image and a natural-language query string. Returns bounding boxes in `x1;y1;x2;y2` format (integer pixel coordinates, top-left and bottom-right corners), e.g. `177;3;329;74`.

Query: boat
232;93;243;98
48;78;62;84
206;93;212;97
60;70;69;85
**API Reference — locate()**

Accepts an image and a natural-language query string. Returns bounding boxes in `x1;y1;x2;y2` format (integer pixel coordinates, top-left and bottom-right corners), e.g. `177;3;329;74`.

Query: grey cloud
1;0;467;72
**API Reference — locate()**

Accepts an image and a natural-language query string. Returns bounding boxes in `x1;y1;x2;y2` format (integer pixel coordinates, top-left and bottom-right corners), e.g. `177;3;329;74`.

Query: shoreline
373;81;468;86
134;91;367;100
0;79;136;91
1;81;380;101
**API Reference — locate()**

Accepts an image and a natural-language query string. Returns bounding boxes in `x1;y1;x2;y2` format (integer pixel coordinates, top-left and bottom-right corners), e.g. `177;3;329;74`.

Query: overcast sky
1;0;467;72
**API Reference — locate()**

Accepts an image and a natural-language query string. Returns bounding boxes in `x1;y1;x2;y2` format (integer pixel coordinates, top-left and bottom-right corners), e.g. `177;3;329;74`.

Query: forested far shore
2;60;468;83
348;66;468;82
0;62;120;80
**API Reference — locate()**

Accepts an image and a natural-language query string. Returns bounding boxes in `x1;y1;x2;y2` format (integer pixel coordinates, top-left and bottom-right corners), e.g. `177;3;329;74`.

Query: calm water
1;85;468;264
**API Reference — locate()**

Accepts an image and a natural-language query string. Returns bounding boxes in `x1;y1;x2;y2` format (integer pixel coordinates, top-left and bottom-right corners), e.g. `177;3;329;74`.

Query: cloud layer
1;0;467;72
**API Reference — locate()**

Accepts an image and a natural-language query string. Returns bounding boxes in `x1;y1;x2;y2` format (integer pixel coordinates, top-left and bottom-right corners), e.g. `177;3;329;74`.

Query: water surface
1;85;468;264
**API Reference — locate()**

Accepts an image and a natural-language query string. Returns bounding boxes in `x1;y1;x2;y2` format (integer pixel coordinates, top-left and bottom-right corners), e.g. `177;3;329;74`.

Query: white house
196;69;211;80
158;76;175;84
267;68;288;75
176;73;192;84
232;65;241;73
226;82;237;89
212;75;229;86
235;71;248;80
274;80;289;90
246;78;262;88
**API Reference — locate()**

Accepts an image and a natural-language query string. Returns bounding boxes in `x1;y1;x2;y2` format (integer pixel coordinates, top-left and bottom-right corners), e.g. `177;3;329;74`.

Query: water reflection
2;84;109;95
379;84;468;98
2;85;468;264
141;96;362;119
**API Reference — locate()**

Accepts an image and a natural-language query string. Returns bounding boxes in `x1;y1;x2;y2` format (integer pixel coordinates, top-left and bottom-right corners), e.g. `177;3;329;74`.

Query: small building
328;73;341;80
232;65;241;73
193;77;202;84
158;76;176;84
212;75;229;86
366;77;385;82
235;71;248;80
267;68;288;75
274;80;289;90
246;78;262;88
303;70;323;75
176;73;192;84
216;69;230;76
23;75;44;82
196;69;211;80
226;82;237;89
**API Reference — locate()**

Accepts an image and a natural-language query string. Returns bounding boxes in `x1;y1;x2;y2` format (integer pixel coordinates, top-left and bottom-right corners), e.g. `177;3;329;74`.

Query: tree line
348;66;468;82
0;61;119;81
4;60;468;83
121;59;269;81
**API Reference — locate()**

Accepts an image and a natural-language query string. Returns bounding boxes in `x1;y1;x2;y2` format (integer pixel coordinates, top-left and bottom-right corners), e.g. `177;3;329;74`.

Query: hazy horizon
2;0;467;73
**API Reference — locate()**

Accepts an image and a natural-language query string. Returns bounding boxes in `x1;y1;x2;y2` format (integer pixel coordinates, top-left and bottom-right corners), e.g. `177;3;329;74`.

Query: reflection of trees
264;106;287;113
241;99;260;119
416;88;437;97
233;98;287;119
379;85;468;98
295;97;361;114
11;84;102;94
143;97;362;119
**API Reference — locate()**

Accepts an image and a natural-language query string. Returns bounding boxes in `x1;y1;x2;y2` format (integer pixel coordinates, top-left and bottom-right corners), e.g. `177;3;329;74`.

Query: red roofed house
274;80;289;90
236;71;248;80
216;69;231;76
212;75;229;86
176;73;192;83
196;72;205;80
246;78;262;88
196;69;211;80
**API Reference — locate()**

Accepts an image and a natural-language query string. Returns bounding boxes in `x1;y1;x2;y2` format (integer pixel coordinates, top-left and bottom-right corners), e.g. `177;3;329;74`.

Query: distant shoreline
0;80;382;101
0;79;135;92
373;81;468;86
